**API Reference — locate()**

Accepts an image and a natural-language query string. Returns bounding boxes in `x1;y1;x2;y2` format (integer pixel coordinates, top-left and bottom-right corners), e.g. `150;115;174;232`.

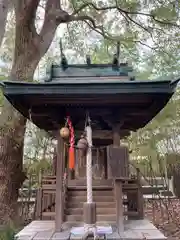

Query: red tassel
66;116;75;170
69;147;75;169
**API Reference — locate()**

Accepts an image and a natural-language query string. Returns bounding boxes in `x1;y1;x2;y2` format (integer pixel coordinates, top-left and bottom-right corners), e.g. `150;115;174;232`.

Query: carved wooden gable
106;145;129;178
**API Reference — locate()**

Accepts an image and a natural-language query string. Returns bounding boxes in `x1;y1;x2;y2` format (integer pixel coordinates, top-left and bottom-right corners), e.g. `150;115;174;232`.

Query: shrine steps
41;178;168;195
68;179;113;186
69;190;113;196
67;202;116;208
66;207;116;215
64;182;140;222
66;214;116;222
38;178;142;222
65;186;116;222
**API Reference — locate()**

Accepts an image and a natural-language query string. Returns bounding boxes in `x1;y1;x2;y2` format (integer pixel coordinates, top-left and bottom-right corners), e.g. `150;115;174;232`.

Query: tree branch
67;14;110;41
67;14;156;50
120;11;151;34
72;2;180;29
37;0;71;56
14;0;40;25
68;1;178;53
39;0;70;38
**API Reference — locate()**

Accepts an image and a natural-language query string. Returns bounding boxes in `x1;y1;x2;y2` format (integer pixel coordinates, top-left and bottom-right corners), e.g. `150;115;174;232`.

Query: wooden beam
55;134;64;232
76;130;112;139
75;130;130;140
30;105;152;116
26;95;152;105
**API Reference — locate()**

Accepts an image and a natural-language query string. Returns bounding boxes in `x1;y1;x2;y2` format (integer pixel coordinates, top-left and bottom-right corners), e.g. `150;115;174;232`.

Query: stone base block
83;202;96;224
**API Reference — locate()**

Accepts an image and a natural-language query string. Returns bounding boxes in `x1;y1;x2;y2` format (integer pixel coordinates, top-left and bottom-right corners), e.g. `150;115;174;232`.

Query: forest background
0;0;180;228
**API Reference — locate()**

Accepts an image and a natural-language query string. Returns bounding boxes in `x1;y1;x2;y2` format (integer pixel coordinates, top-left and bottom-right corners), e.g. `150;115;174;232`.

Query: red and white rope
67;116;75;169
67;116;74;148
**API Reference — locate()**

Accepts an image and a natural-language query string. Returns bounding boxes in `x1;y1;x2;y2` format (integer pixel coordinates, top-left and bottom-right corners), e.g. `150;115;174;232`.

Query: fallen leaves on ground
145;198;180;239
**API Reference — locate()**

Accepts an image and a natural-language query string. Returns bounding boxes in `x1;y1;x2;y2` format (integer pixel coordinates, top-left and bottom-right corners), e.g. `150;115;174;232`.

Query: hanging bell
77;135;88;156
60;127;70;139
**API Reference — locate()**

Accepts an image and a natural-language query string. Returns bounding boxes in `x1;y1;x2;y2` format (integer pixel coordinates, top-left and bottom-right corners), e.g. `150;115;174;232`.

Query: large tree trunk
0;18;43;226
0;100;27;224
0;0;73;225
172;164;180;198
0;0;10;47
0;0;65;225
0;65;37;225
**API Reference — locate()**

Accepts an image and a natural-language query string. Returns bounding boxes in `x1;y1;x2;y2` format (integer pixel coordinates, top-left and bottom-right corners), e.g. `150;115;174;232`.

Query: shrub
0;224;16;240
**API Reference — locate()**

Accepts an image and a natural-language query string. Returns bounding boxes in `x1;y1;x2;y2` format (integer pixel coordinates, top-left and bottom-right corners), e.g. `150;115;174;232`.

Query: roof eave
1;79;178;96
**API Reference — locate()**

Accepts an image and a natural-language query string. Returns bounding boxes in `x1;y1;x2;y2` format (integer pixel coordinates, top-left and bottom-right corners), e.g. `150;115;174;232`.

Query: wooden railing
33;172;68;220
31;162;170;222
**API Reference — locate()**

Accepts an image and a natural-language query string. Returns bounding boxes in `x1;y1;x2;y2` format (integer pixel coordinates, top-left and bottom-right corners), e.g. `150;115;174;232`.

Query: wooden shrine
1;48;179;239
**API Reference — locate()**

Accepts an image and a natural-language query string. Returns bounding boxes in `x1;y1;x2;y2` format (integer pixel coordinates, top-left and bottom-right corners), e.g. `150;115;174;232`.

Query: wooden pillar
112;124;124;232
108;125;120;178
55;135;64;232
136;168;144;219
114;180;124;232
113;125;120;147
127;169;144;220
52;147;57;175
104;148;108;179
35;188;43;220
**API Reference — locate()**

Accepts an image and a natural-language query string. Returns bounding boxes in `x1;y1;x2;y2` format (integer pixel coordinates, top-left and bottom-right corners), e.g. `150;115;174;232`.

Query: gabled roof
0;78;179;134
1;78;178;94
44;63;134;82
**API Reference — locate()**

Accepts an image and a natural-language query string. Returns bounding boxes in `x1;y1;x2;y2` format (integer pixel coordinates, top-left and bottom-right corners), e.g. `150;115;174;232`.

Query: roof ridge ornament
59;38;68;71
112;42;120;69
86;55;91;66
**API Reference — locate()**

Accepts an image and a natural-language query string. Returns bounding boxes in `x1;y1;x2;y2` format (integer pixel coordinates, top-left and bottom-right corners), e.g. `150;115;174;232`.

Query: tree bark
0;59;41;225
172;164;180;198
0;0;67;224
0;49;37;224
0;0;10;47
0;99;27;225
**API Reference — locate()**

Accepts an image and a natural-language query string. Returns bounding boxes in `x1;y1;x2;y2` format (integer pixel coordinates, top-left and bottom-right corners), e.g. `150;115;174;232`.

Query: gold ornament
60;127;70;139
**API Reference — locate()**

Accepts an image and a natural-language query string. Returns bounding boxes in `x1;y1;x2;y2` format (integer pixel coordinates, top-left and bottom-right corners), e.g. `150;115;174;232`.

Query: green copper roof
45;63;135;82
1;78;178;94
0;77;179;134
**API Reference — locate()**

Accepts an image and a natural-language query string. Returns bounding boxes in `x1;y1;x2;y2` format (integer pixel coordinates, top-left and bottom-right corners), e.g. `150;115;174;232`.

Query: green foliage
151;4;178;21
129;86;180;176
0;224;16;240
23;122;54;186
